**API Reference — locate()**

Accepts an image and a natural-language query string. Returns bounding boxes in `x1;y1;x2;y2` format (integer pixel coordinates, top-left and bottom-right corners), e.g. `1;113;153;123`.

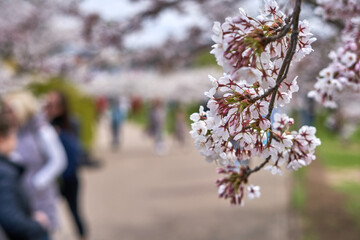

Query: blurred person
45;91;88;240
130;95;143;115
0;99;49;240
146;99;166;155
95;96;108;121
118;95;130;144
4;91;66;237
300;97;315;126
109;96;127;150
0;227;8;240
119;95;130;121
174;105;186;146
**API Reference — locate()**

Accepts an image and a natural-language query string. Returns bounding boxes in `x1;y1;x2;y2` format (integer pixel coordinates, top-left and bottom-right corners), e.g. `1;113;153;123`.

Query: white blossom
190;0;320;206
247;185;261;200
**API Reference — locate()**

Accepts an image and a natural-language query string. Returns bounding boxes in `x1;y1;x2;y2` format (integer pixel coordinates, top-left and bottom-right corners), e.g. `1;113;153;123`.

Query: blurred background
0;0;359;240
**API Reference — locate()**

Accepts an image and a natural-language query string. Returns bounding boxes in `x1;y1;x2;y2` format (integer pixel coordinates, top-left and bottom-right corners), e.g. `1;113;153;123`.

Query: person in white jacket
4;91;66;235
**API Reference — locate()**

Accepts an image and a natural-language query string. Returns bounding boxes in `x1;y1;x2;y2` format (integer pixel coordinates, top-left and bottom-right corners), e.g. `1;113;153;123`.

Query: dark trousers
60;177;86;237
111;121;121;147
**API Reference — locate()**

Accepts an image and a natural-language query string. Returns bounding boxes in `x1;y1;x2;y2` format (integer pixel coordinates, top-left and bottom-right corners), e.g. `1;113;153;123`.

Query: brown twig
262;13;294;45
246;0;302;177
247;156;272;176
265;0;301;120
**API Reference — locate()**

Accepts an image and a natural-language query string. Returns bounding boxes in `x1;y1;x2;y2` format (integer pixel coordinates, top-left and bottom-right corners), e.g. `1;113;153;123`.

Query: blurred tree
28;78;97;150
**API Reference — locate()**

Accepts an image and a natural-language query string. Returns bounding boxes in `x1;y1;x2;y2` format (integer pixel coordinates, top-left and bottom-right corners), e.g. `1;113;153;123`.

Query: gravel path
55;120;291;240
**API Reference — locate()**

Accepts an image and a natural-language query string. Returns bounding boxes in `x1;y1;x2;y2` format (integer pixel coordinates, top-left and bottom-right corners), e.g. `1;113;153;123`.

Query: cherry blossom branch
309;0;360;108
247;156;272;176
249;3;300;104
266;0;301;119
246;0;302;177
262;13;294;45
191;0;320;206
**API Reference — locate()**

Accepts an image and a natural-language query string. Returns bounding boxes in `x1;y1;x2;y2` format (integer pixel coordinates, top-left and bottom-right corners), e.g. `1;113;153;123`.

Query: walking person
4;91;66;238
112;95;129;150
45;91;88;240
0;99;49;240
108;96;125;150
146;99;166;155
174;105;186;146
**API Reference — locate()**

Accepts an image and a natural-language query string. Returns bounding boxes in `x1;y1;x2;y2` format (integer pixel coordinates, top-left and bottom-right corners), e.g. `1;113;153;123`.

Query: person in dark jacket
45;91;88;240
0;101;48;240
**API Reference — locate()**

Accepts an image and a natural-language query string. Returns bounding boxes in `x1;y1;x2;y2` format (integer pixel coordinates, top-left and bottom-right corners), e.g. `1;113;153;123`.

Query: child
0;101;49;240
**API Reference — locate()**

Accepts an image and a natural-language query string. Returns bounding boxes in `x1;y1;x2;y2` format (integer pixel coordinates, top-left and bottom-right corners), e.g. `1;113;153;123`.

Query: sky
81;0;209;48
81;0;150;21
80;0;336;48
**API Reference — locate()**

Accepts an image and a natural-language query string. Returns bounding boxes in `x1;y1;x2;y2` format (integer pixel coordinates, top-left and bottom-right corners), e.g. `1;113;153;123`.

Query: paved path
55;120;291;240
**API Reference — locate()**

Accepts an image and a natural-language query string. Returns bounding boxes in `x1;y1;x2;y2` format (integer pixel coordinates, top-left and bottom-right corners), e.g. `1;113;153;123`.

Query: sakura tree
0;0;123;81
309;0;360;108
115;0;249;70
190;0;321;205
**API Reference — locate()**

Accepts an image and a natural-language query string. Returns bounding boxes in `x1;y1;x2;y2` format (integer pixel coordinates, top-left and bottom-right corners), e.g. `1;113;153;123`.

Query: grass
333;181;360;228
314;112;360;169
291;111;360;239
292;168;307;212
302;231;319;240
317;139;360;168
291;168;321;240
314;112;360;225
127;102;149;127
127;101;201;134
192;50;218;68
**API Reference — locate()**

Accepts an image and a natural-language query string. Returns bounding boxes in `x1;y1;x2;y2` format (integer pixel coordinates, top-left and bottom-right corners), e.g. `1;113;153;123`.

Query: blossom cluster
216;164;260;206
308;35;360;108
309;0;360;108
190;0;320;205
211;0;315;81
315;0;360;21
